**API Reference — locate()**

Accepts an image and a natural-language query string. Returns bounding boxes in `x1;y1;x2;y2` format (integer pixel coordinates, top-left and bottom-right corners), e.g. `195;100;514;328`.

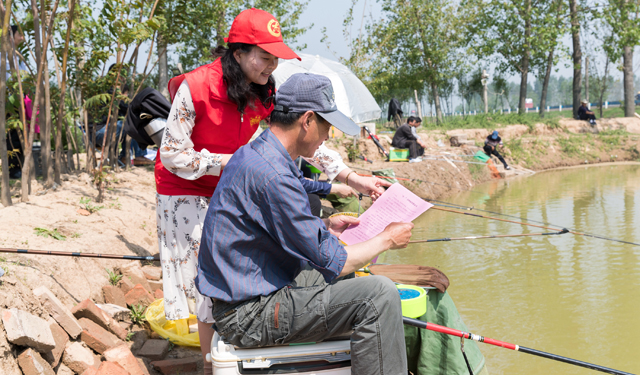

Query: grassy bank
377;106;629;131
502;129;640;169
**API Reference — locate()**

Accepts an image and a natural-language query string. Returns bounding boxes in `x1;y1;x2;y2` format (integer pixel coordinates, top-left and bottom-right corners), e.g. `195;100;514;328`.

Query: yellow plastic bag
145;299;200;347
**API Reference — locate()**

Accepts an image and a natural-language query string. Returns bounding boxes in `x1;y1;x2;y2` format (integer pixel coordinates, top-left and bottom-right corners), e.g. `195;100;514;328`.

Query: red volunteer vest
155;59;273;197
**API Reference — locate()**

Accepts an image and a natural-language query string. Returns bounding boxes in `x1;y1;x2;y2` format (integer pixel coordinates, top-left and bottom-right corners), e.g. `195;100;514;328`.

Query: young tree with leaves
569;0;582;118
0;0;13;206
469;0;562;114
361;0;470;123
601;0;640;117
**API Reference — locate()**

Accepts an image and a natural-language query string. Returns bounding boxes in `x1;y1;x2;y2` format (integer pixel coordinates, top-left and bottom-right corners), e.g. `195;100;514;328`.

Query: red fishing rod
403;317;634;375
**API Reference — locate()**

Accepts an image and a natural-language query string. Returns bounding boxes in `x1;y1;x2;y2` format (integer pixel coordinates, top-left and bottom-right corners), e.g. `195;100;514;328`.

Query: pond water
382;163;640;374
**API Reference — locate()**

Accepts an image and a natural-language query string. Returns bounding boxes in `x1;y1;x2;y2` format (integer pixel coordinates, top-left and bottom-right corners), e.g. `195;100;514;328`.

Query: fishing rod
352;169;467;192
350;167;490;195
427;199;640;248
0;248;158;261
409;228;569;243
403;317;634;375
430;206;640;248
420;157;488;165
362;126;389;159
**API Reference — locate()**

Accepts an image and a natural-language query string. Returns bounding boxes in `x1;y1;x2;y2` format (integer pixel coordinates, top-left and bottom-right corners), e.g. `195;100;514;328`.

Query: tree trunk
54;0;75;183
598;54;610;119
518;55;529;114
518;2;532;115
570;0;582;118
0;0;13;207
623;45;634;117
539;48;554;118
43;57;55;186
431;83;443;123
157;33;168;99
585;56;589;103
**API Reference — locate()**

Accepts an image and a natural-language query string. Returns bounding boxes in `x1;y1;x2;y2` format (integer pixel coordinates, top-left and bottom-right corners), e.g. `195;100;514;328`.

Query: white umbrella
272;53;381;123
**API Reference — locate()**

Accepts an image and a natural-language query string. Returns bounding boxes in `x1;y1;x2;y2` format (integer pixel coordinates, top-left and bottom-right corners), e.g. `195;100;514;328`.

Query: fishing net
368;264;450;293
373;168;399;184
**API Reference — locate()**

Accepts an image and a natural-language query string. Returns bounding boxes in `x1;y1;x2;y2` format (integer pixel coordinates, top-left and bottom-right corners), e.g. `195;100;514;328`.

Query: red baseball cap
225;8;301;61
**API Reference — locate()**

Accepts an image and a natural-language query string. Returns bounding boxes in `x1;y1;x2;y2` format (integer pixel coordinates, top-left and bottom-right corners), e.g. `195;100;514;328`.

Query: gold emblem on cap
267;19;281;37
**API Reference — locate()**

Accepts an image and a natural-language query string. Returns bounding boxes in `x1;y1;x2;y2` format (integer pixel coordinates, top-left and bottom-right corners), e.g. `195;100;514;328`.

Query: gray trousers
211;268;407;374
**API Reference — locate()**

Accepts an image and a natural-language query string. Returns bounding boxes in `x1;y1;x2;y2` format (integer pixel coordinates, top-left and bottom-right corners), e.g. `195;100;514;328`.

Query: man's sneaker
409;157;422;163
505;165;511;170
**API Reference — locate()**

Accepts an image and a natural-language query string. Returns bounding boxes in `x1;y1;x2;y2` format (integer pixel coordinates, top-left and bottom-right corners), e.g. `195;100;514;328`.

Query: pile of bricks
0;261;198;375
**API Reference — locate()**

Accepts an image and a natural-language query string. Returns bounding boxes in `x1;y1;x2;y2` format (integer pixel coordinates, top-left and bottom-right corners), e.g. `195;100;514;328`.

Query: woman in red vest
155;9;389;372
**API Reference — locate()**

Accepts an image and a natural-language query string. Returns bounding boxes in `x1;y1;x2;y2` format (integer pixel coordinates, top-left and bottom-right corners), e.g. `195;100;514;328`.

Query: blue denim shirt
195;129;347;303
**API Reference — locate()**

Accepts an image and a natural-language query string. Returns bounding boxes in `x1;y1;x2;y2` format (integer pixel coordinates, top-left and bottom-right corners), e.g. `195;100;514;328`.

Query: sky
294;0;382;62
125;0;638;113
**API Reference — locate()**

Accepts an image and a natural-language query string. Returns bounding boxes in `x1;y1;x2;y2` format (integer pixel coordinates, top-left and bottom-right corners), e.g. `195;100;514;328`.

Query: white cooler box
207;332;352;374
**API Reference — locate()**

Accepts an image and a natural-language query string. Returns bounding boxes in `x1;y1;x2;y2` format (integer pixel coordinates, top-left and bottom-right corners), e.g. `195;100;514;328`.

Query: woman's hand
347;174;392;201
330;183;358;198
327;215;360;237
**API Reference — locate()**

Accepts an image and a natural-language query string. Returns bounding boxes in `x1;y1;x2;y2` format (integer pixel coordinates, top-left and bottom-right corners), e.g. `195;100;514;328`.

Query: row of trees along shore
335;0;640;123
0;0;309;207
0;0;639;207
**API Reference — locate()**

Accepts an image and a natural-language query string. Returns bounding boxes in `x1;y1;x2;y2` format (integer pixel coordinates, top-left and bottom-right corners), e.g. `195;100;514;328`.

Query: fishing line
349;168;639;247
349;166;484;194
426;199;640;247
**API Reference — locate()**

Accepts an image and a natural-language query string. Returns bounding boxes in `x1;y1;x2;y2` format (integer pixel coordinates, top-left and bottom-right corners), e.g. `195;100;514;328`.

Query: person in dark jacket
391;116;424;162
483;130;510;170
577;100;596;125
387;98;403;129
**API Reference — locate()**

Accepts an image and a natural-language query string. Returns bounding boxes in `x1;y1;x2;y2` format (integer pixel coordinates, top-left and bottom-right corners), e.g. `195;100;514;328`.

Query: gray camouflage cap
273;73;361;136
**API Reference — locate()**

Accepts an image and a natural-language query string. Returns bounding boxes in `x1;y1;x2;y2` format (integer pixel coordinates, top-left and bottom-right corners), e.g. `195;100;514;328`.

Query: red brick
116;263;152;293
71;299;128;341
17;348;55;375
125;285;154;308
150;358;198;375
117;277;135;295
136;339;169;361
153;289;164;299
95;362;128;375
147;280;163;293
61;341;100;374
81;367;99;375
102;286;127;308
43;319;69;368
103;344;149;375
2;308;56;352
78;318;121;354
33;286;83;339
141;266;161;281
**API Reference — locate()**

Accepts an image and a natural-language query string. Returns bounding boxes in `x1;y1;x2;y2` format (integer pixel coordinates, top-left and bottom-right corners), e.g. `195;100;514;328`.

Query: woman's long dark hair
212;44;275;114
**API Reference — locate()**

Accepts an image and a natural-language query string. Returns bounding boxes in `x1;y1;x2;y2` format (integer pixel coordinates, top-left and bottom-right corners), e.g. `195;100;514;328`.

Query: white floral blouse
160;81;348;183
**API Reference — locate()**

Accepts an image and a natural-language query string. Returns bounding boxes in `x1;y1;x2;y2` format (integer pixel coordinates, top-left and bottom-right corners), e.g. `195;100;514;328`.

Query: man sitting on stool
392;116;426;163
578;100;597;126
196;73;413;374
